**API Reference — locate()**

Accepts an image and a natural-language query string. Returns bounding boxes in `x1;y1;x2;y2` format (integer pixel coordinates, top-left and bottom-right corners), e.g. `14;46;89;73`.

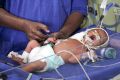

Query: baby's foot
8;51;24;64
11;54;24;64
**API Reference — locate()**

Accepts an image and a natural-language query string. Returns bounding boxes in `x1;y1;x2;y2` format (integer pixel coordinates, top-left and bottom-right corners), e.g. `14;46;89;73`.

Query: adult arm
58;11;84;38
52;0;88;39
0;8;49;41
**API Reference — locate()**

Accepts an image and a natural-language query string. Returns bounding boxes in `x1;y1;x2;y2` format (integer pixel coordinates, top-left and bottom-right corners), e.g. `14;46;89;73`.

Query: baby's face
84;28;108;46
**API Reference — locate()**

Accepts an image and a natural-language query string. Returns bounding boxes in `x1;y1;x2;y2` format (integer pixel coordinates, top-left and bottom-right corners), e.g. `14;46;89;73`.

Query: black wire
96;15;104;27
0;73;7;80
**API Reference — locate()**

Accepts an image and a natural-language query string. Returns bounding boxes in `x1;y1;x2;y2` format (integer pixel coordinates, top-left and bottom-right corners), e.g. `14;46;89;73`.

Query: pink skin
9;28;108;72
47;37;57;43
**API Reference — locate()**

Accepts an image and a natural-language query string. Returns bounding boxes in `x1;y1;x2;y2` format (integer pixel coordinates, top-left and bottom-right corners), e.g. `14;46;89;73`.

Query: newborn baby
8;28;109;72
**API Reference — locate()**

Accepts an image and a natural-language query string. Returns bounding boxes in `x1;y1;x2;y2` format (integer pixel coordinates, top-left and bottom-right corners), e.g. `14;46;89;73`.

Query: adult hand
51;31;69;39
43;31;68;45
0;9;49;41
23;20;50;41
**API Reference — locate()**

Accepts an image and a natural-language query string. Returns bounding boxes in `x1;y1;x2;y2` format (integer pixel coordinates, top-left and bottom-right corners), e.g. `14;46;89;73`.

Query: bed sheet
35;48;120;80
0;62;41;80
35;26;120;80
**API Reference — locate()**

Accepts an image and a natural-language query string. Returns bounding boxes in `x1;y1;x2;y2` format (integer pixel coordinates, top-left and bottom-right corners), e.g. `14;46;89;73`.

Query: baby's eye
90;35;96;40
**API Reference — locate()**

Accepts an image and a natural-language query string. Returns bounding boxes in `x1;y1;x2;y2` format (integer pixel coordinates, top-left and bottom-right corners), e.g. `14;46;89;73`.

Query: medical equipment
97;2;116;28
100;47;116;59
97;2;120;27
87;0;120;32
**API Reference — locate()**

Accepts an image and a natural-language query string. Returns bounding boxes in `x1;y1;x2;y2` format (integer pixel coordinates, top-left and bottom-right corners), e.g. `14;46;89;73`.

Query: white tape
100;0;108;9
26;73;32;80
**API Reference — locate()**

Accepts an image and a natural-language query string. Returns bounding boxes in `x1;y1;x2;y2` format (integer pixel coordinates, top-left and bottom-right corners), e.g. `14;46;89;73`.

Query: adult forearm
60;12;84;37
0;8;49;40
0;8;26;32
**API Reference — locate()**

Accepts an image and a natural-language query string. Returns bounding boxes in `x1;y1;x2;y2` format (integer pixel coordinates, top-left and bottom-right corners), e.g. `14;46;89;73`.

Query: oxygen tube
97;2;119;28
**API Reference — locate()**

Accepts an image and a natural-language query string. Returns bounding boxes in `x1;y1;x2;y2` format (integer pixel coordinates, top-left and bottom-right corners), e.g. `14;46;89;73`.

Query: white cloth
70;31;86;42
8;44;64;72
28;44;64;72
28;44;55;63
21;51;29;63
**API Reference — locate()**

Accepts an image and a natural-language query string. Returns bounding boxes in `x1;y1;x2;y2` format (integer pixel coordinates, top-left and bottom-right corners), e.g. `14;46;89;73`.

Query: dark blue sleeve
72;0;88;16
0;0;5;8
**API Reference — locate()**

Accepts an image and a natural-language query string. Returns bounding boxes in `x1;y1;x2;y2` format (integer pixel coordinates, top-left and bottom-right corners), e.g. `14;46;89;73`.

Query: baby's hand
89;50;98;62
48;37;57;43
44;37;57;44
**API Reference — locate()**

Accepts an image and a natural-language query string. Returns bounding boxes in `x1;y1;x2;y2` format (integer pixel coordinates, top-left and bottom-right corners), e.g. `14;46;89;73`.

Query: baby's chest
54;39;87;54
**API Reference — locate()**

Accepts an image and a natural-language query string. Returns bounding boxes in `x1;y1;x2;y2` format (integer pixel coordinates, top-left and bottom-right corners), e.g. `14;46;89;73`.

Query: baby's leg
8;40;40;64
7;51;25;64
11;54;24;64
25;40;40;53
21;40;41;63
22;60;46;72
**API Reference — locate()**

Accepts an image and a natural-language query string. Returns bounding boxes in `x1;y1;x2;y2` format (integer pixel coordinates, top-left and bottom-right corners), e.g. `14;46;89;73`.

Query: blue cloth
0;63;41;80
0;0;88;55
0;26;120;80
34;27;120;80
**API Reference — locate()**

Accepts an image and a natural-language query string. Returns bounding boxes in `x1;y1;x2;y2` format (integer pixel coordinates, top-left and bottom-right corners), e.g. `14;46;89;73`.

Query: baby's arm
44;37;57;44
25;40;40;53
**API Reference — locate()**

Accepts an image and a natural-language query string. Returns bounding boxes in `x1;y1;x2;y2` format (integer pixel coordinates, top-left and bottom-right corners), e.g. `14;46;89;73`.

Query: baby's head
84;28;109;49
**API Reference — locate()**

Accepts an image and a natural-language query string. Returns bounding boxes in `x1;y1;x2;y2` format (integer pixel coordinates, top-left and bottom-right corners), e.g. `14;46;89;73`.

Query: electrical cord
57;50;91;80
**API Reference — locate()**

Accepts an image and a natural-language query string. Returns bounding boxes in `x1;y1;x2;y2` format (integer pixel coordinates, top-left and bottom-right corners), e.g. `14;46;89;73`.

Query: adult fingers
29;31;48;41
38;23;50;33
33;30;48;39
28;33;39;41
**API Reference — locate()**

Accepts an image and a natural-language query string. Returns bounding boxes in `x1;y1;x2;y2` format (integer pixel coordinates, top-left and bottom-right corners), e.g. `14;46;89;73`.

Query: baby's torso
53;39;88;63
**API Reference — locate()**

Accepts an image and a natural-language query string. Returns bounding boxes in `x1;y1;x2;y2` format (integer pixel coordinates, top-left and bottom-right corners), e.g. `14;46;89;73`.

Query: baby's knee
28;40;38;45
30;60;46;72
28;40;40;48
22;61;46;72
